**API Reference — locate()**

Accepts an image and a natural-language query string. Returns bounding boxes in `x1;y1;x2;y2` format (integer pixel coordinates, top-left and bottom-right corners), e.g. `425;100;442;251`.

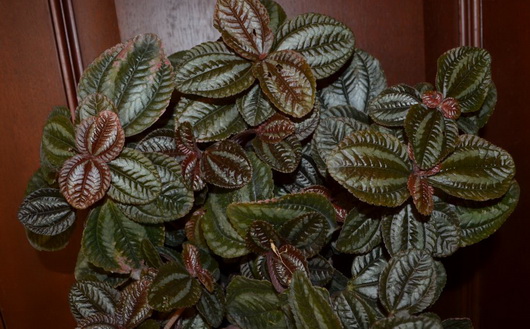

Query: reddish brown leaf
253;50;316;118
185;208;206;244
59;154;111;209
245;220;283;255
75;111;125;162
181;153;206;191
196;268;215;293
201;140;252;189
408;173;435;216
439;97;461;119
175;122;199;157
214;0;273;60
301;186;347;223
421;91;443;108
183;243;201;277
256;113;296;143
267;244;307;292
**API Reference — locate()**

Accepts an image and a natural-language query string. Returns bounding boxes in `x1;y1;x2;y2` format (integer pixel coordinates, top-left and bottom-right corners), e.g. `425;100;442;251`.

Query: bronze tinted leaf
267;244;308;290
76;111;125;162
201;140;252;189
252;134;302;173
118;277;154;328
278;212;327;257
76;93;117;123
246;220;283;254
59;154;111;209
408;174;435;216
253;50;316;118
174;121;199;157
182;153;206;192
214;0;273;60
256;113;296;143
236;84;275;126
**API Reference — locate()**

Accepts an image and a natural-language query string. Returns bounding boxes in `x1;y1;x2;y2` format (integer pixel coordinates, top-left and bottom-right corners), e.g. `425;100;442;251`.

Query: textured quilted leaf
76;93;117;123
76;313;120;328
135;128;177;155
368;84;421;126
335;207;382;254
457;82;497;134
307;256;334;287
197;284;225;327
408;174;435;216
59;154;111;209
252;134;302;173
279;212;327;257
246;220;283;254
436;47;491;113
379;250;442;314
117;153;193;223
267;244;308;290
293;100;321;140
319;104;371;123
107;148;161;205
175;41;255;97
118;277;153;328
327;130;411;207
253;50;316;118
214;0;273;60
175;97;247;142
76;111;125;162
226;276;289;329
41;106;76;168
174;121;199;157
405;105;459;170
428;135;516;201
202;140;252;188
69;281;119;321
319;49;386;111
182;153;206;192
256;113;295;143
18;188;76;235
148;260;201;311
274;13;355;79
333;290;383;329
289;271;342;329
236;84;275;126
81;200;152;273
350;247;388;300
314;116;369;162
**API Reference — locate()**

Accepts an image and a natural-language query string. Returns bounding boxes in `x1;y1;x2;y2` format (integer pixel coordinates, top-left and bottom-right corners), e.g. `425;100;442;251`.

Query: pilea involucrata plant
18;0;518;328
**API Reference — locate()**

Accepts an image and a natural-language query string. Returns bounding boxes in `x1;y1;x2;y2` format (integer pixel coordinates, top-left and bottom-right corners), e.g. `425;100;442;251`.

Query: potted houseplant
17;0;518;328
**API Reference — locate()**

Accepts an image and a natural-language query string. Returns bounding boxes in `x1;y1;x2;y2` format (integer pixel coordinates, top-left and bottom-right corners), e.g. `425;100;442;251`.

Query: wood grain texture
0;0;78;328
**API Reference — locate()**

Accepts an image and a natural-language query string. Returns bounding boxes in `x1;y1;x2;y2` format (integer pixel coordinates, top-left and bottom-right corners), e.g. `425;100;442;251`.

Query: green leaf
293;100;321;140
226;276;289;329
442;318;473;329
333;290;383;329
175;97;247;142
26;225;75;251
274;13;355;79
436;47;491;113
179;313;209;329
335;207;382;254
349;247;388;300
252;134;302;173
428;135;516;201
24;168;54;196
279;212;327;257
246;220;283;254
59;154;111;209
214;0;274;60
289;271;342;329
327;130;411;207
140;239;163;269
307;256;334;287
175;41;255;98
368;84;421;126
227;192;337;238
76;313;120;328
117;153;193;223
372;315;443;329
236;84;275;126
81;200;151;273
202;189;249;258
276;155;322;195
314;116;369;163
320;105;371;123
197;285;225;327
241;152;275;201
261;0;287;32
107;148;162;205
253;50;316;118
41;106;76;168
382;203;461;257
457;82;496;134
450;180;519;246
322;50;385;113
18;188;76;236
379;249;441;314
135;128;177;155
76;93;117;123
405;105;458;170
148;260;201;312
202;140;253;189
69;281;119;321
74;248;129;288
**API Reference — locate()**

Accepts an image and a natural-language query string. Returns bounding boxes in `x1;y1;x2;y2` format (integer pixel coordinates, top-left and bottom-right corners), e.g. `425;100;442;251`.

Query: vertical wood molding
459;0;483;47
49;0;83;119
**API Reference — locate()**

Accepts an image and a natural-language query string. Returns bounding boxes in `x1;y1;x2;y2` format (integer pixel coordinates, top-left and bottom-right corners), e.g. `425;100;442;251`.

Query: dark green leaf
135;128;177;155
314;116;369;163
214;0;273;60
319;49;386;110
349;247;388;300
428;135;516;201
405;105;458;170
288;271;342;329
69;281;119;321
372;315;443;329
279;212;327;257
252;134;302;173
368;84;421;126
107;148;162;205
253;50;316;118
436;47;491;113
320;105;371;124
335;207;382;254
246;220;283;254
457;82;496;134
379;249;441;314
261;0;287;32
140;239;162;269
276;155;322;195
293;100;321;140
442;318;473;329
76;313;120;328
333;290;383;329
74;248;129;288
18;188;75;236
197;285;225;327
41;106;76;168
25;225;75;251
308;256;334;287
274;13;355;79
148;261;201;311
327;130;411;207
76;93;117;123
202;140;253;189
236;84;275;126
117;152;193;223
226;276;289;329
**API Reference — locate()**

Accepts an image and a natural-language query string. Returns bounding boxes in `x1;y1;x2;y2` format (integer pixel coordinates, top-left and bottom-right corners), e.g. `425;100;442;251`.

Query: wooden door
1;1;528;328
